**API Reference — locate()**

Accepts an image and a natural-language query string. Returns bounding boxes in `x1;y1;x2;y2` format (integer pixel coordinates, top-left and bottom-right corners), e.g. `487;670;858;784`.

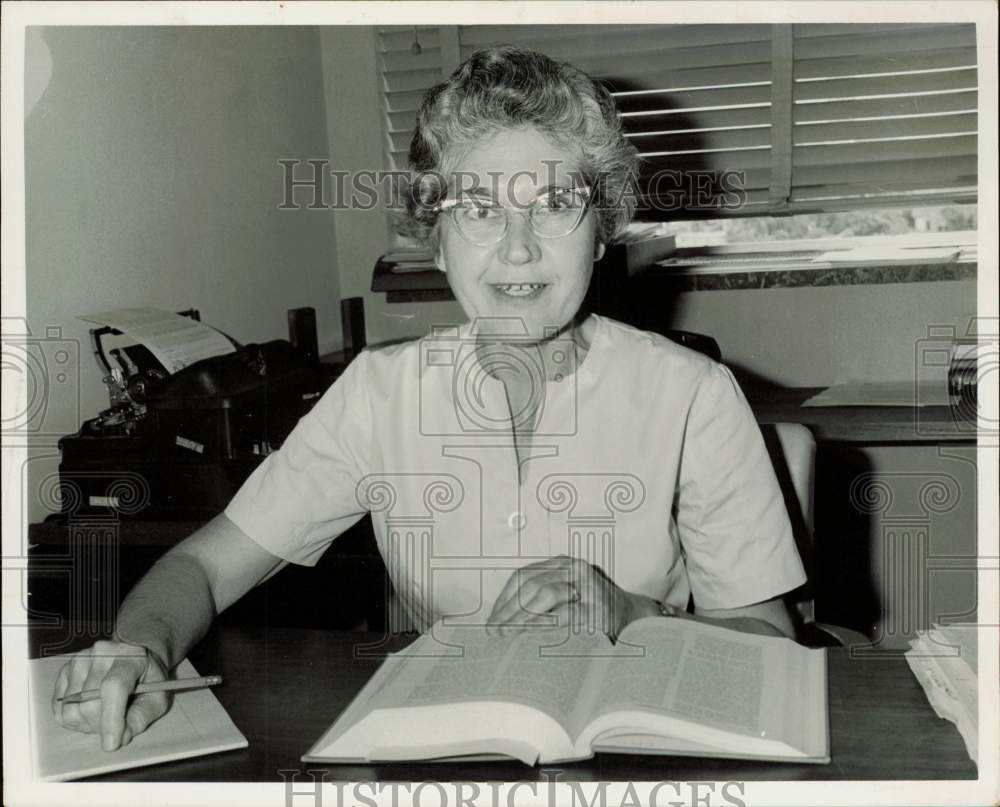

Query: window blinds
787;23;976;213
377;23;977;218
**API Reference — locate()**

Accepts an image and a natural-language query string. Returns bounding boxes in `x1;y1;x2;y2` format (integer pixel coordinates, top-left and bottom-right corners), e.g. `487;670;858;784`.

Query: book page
589;618;796;742
30;655;247;782
369;624;610;731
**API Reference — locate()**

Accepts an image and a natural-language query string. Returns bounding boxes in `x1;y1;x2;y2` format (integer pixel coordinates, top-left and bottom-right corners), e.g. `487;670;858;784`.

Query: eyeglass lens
452;189;588;244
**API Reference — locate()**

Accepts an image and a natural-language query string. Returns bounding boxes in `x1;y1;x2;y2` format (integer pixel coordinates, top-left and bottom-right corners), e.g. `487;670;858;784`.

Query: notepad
30;655;247;782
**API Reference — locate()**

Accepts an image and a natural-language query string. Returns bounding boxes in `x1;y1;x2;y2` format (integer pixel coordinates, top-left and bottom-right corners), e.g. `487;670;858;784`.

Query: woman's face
435;127;604;343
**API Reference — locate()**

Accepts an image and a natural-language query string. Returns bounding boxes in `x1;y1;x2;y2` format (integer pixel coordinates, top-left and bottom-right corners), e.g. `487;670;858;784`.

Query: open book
30;655;247;781
304;616;829;765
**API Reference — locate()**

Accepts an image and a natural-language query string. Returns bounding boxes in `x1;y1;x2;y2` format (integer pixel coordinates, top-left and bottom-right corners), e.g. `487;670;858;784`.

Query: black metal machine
58;308;326;521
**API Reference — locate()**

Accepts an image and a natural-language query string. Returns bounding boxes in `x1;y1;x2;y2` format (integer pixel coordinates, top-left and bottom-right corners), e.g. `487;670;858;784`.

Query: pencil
56;675;222;705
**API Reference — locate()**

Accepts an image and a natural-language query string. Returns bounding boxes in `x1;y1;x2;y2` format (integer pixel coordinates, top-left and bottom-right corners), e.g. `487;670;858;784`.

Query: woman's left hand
486;555;635;639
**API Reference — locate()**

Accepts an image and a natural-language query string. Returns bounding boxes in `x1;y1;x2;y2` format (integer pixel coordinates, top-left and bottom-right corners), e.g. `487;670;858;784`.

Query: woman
52;46;806;751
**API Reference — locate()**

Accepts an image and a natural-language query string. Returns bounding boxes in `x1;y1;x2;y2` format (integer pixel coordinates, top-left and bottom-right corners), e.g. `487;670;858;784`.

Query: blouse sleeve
224;350;373;566
674;362;807;610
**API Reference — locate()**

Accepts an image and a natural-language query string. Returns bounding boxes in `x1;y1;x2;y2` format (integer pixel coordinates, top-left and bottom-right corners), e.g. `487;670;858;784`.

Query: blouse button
507;511;527;531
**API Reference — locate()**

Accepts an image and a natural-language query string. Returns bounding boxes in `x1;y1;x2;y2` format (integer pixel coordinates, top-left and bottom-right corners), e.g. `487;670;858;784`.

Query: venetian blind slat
458;24;772;54
793;90;977;123
794;47;978;81
625;106;772;135
793;154;976;187
793;68;977;102
790;24;975;59
796;112;977;145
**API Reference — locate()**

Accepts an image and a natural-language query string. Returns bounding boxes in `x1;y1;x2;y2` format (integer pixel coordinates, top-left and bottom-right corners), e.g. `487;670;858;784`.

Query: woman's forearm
680;611;789;638
112;513;288;669
113;551;217;670
623;592;793;639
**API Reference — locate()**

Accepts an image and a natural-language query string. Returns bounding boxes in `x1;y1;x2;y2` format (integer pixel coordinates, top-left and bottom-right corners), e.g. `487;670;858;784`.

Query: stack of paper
904;624;978;762
810;246;960;264
382;248;437;273
802;379;951;408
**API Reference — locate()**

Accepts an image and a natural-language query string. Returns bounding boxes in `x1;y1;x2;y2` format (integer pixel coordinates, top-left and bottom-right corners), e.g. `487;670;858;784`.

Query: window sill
370;234;978;300
638;255;976;292
641;231;977;290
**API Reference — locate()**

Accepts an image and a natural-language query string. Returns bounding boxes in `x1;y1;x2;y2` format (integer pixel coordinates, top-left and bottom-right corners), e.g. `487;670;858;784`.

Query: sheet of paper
79;307;236;374
811;246;960;264
905;627;978;763
391;261;439;272
932;623;979;673
802;380;950;408
30;655;247;782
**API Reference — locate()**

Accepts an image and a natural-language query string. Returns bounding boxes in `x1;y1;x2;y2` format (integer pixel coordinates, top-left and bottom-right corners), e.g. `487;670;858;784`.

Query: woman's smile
490;282;550;300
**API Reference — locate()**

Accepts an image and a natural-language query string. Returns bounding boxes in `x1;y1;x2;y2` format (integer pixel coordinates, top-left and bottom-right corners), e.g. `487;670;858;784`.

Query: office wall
24;26;341;523
319;27;467;346
666;280;977;388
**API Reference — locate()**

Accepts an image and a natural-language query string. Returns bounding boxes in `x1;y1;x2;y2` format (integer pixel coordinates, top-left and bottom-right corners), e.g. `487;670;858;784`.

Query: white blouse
226;314;806;632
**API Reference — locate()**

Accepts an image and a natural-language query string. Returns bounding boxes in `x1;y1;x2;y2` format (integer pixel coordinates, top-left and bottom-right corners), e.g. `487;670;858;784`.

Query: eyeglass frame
432;185;594;246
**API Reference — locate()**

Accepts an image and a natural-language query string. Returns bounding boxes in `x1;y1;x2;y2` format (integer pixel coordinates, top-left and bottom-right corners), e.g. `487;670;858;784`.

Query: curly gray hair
396;46;640;246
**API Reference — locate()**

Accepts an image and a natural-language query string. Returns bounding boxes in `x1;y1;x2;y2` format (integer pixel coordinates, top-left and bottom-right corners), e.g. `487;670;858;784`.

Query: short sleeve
224;351;373;566
675;363;807;610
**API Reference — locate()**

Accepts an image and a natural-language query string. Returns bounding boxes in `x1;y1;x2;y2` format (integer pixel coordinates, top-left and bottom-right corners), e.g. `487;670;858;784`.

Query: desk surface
29;624;976;782
748;387;976;444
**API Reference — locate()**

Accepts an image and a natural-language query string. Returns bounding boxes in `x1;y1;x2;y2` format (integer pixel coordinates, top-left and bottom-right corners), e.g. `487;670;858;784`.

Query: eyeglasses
435;186;593;247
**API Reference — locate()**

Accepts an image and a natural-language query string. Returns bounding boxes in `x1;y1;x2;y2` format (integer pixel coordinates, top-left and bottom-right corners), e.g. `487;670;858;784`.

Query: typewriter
58;308;328;521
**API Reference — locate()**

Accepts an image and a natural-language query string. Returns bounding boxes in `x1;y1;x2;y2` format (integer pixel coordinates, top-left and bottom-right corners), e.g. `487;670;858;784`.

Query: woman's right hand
51;640;171;751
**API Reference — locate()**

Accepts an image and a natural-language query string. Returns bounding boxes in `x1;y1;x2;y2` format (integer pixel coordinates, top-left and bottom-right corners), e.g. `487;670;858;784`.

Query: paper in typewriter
79;307;235;373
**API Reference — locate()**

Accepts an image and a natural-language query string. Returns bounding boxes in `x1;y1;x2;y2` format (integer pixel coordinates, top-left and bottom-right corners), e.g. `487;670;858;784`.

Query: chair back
760;422;817;624
662;330;722;362
762;422;873;647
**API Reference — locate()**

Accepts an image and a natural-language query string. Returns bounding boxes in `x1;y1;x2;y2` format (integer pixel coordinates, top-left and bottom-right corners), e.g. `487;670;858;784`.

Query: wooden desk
29;623;976;782
27;518;388;632
748;387;976;444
